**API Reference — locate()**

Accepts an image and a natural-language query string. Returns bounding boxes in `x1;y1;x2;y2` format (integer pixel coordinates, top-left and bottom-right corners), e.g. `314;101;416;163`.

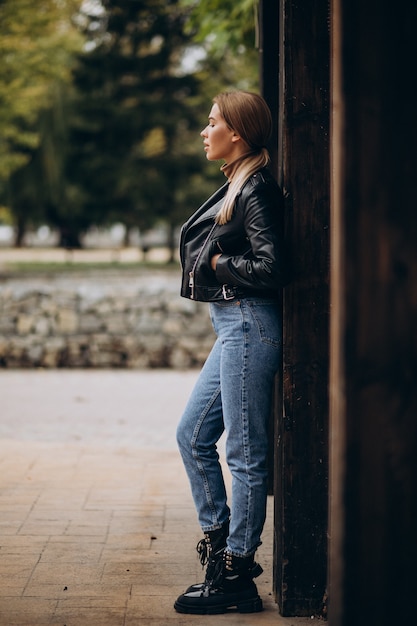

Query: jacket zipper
188;222;217;299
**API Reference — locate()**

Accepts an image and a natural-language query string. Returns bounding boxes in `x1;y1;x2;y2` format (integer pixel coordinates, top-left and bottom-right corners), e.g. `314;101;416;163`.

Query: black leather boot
174;551;264;615
185;522;229;593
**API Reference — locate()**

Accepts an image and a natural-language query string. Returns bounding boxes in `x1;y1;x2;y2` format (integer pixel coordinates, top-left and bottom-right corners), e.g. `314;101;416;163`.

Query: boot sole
174;595;263;615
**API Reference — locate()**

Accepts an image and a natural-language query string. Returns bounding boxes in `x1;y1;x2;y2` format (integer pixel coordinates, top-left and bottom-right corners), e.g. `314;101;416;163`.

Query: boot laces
196;537;209;567
210;552;262;588
211;554;226;587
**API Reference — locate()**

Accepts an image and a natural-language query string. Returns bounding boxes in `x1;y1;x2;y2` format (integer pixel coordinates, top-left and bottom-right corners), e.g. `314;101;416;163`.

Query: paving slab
0;370;315;626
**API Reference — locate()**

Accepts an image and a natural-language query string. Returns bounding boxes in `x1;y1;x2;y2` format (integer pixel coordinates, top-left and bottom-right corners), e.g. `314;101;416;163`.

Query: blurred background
0;0;263;370
0;0;259;258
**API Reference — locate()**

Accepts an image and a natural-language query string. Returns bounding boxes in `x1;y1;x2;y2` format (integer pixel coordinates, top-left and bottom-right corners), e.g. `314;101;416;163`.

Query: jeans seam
242;302;251;553
191;384;222;525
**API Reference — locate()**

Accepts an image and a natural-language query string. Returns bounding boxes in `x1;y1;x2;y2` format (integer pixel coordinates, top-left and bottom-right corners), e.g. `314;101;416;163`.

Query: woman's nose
200;127;208;137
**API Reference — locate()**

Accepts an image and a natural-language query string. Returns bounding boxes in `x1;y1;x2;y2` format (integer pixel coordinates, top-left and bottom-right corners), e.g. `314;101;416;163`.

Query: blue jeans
176;297;282;557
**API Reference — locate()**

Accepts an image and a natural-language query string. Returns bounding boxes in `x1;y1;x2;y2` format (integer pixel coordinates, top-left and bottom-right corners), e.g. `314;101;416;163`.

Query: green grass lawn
0;259;180;277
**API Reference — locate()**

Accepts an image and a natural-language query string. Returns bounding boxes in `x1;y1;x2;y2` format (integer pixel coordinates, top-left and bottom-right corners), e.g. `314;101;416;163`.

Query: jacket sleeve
214;178;284;290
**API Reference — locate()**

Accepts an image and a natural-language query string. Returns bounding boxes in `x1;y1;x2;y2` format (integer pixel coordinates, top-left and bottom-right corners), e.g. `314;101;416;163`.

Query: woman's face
200;103;241;162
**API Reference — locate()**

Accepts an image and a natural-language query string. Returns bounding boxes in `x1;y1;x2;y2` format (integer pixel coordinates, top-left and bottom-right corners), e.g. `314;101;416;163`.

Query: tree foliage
180;0;259;90
1;0;261;248
52;0;208;247
0;0;83;180
181;0;258;53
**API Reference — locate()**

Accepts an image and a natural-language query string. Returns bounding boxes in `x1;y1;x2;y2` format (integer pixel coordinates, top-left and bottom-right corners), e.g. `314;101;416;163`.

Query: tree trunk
14;215;26;248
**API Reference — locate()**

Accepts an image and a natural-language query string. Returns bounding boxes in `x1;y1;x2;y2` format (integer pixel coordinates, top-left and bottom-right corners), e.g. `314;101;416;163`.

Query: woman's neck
220;151;255;181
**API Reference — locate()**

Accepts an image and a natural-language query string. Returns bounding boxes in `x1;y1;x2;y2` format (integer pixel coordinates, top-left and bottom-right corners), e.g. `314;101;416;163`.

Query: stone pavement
0;370;313;626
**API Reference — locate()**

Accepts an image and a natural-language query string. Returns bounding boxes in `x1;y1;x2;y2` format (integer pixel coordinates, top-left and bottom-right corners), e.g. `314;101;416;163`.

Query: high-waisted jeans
176;297;282;557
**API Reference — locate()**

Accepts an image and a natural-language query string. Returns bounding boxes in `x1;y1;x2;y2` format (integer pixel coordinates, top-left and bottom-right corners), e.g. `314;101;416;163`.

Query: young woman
174;91;285;615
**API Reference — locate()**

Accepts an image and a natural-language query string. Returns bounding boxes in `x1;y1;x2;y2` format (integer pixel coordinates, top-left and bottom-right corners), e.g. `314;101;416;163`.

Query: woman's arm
214;180;284;289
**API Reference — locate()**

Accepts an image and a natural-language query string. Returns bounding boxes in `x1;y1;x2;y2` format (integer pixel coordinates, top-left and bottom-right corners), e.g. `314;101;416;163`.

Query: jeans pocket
209;299;241;336
247;301;281;349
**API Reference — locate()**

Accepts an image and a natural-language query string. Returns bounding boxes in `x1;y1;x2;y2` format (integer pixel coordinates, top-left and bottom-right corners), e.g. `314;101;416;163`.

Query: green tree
56;0;208;249
180;0;259;91
0;0;82;180
0;0;84;245
182;0;258;52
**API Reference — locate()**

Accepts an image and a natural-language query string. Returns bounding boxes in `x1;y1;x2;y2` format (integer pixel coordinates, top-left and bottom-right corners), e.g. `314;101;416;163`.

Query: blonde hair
213;91;272;224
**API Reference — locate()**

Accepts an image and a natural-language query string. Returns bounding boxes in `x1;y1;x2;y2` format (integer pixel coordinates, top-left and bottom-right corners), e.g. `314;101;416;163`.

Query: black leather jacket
180;168;284;302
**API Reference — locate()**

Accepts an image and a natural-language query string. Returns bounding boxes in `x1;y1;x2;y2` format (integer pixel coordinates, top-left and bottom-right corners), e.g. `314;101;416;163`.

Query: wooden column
259;0;279;173
259;0;280;498
272;0;330;616
329;1;417;624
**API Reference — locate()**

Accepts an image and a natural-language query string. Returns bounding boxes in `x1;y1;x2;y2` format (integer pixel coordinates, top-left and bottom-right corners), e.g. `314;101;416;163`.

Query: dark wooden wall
261;0;331;616
329;1;417;624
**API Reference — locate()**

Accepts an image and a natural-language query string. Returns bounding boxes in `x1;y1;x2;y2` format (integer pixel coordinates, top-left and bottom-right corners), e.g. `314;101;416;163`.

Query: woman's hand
211;253;222;271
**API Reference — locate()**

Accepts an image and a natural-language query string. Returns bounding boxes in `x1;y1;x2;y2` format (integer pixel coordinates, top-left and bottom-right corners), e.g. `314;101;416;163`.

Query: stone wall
0;269;215;369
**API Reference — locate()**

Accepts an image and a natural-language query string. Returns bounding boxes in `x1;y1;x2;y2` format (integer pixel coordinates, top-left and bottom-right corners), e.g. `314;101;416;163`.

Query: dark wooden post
270;0;330;616
329;1;417;624
259;0;281;499
259;0;279;173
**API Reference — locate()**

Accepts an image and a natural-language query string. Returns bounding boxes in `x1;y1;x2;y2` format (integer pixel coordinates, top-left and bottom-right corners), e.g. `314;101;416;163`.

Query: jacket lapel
184;182;228;230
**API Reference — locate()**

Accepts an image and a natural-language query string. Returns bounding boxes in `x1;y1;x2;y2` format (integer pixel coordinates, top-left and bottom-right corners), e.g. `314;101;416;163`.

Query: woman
174;91;284;615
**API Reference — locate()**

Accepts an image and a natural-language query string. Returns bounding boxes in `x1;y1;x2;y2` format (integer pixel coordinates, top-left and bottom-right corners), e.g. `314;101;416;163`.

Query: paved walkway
0;370;313;626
